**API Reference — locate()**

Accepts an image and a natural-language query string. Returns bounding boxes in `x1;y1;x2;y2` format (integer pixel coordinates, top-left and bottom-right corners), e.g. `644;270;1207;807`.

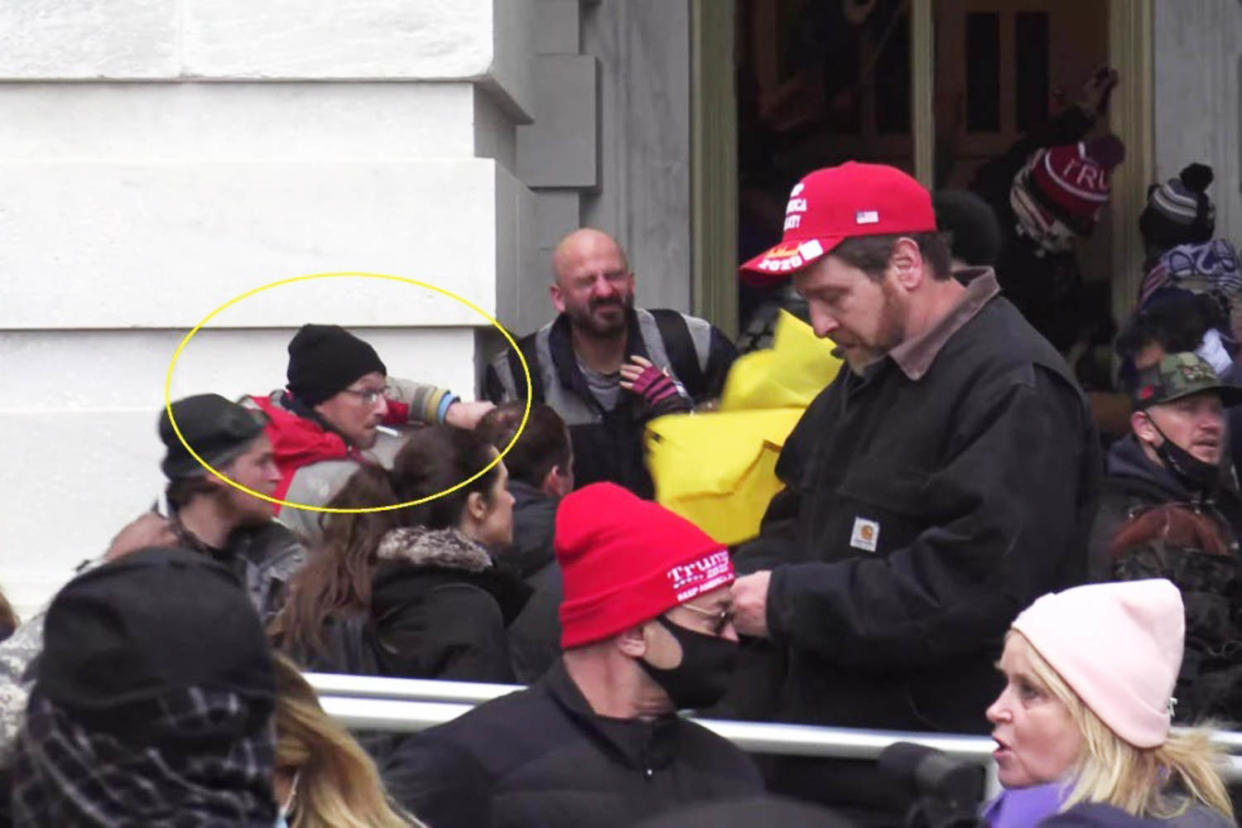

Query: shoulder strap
506;334;545;402
649;309;706;393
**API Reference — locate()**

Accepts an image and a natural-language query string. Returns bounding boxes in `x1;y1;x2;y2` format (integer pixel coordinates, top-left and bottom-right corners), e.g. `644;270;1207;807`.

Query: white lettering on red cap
784;214;802;230
856;210;879;225
799;239;824;259
666;549;732;599
786;198;808;214
791;182;805;197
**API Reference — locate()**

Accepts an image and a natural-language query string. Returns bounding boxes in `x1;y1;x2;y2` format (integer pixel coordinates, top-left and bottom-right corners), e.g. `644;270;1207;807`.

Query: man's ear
889;237;926;291
549;282;567;314
616;623;648;659
1131;409;1158;444
540;465;569;497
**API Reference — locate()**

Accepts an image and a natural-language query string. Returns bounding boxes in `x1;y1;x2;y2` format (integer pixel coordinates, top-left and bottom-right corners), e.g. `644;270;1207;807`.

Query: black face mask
637;615;738;711
1145;415;1221;495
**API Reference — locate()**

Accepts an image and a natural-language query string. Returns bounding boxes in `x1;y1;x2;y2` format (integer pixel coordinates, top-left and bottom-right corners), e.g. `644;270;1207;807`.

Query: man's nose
373;395;389;418
593;275;618;297
811;310;839;339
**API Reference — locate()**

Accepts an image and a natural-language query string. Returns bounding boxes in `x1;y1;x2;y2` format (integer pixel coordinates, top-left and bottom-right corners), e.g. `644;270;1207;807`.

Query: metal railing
308;672;1242;799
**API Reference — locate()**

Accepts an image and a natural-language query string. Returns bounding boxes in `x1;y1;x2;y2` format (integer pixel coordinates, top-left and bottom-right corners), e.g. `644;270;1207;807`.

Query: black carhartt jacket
736;274;1099;734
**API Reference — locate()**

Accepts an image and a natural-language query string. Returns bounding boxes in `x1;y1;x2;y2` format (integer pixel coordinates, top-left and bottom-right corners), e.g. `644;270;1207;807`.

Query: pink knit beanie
1011;579;1184;748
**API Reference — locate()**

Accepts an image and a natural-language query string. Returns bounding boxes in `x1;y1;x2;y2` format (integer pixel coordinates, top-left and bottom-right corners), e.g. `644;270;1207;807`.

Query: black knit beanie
932;190;1003;268
286;323;387;406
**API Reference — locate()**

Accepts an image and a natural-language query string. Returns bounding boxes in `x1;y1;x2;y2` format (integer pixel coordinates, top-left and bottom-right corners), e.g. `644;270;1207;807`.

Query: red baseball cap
741;162;938;283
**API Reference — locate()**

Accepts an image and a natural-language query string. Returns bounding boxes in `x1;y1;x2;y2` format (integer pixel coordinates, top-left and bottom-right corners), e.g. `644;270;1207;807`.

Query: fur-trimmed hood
376;527;493;573
370;527;533;643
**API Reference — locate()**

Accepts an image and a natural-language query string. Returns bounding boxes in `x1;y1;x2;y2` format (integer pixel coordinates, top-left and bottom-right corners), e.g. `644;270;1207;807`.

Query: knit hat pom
1179;163;1214;194
1086;134;1126;171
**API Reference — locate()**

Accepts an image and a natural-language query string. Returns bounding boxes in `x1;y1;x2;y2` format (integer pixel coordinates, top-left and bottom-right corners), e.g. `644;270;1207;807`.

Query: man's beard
839;283;907;375
566;294;633;338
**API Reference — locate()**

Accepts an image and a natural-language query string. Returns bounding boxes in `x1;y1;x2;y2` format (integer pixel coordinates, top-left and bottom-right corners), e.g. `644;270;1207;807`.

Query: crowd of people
0;67;1238;828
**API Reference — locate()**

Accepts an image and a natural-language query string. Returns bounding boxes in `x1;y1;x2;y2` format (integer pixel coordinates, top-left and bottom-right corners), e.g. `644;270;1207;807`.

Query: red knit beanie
556;483;734;649
1028;134;1126;231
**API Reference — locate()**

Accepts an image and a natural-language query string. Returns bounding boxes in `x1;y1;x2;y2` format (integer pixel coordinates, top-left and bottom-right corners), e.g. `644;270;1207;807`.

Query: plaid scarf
12;687;276;827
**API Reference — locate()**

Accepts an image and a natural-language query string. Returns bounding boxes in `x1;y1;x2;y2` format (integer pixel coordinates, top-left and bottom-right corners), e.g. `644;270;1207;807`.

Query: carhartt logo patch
850;517;880;552
856;210;880;225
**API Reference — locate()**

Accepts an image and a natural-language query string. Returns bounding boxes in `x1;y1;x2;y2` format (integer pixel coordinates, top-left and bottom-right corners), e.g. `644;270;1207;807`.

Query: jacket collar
506;480;559;577
376;527;493;572
541;660;681;772
887;268;1000;381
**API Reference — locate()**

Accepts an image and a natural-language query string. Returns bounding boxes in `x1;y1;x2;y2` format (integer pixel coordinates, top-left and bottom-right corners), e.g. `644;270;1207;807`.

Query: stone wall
1152;0;1242;244
0;0;535;614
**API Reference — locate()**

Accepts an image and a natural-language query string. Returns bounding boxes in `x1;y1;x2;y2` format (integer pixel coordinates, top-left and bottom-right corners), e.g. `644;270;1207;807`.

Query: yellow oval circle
163;272;532;514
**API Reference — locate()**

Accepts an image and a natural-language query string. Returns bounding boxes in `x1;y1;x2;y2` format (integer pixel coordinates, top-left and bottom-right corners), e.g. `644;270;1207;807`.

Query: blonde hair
273;654;424;828
1010;632;1233;821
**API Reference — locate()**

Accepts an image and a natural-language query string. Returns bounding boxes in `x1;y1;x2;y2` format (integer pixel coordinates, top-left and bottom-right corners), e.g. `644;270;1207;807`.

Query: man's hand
619;355;691;415
444;400;496;430
731;571;772;639
1076;66;1119;119
105;513;176;562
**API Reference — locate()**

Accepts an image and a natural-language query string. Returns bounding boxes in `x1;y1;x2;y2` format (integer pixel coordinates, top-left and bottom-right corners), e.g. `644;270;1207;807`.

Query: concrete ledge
0;159;516;328
0;0;179;79
0;82;478;161
0;0;533;121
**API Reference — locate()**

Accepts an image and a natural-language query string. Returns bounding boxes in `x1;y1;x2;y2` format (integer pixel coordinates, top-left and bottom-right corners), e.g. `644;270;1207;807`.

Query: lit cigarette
375;425;400;437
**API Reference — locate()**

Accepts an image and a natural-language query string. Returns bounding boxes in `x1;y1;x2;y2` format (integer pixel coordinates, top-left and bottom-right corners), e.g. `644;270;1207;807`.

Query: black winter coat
367;527;531;683
1088;436;1242;725
736;275;1099;733
380;660;763;828
503;481;564;683
1087;434;1242;577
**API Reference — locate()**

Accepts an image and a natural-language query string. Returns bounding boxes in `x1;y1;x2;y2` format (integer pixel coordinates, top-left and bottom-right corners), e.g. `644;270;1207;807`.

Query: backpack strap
505;334;545;402
649;309;706;394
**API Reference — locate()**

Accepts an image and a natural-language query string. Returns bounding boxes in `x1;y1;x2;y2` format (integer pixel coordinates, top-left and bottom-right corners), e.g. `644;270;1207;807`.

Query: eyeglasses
339;386;390;406
677;602;735;636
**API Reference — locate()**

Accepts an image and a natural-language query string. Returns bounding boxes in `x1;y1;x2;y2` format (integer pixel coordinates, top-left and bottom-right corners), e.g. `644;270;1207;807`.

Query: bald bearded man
486;229;737;497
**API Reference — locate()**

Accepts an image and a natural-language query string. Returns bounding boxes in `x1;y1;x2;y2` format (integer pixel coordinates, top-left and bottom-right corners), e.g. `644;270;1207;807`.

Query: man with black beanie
244;323;494;540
